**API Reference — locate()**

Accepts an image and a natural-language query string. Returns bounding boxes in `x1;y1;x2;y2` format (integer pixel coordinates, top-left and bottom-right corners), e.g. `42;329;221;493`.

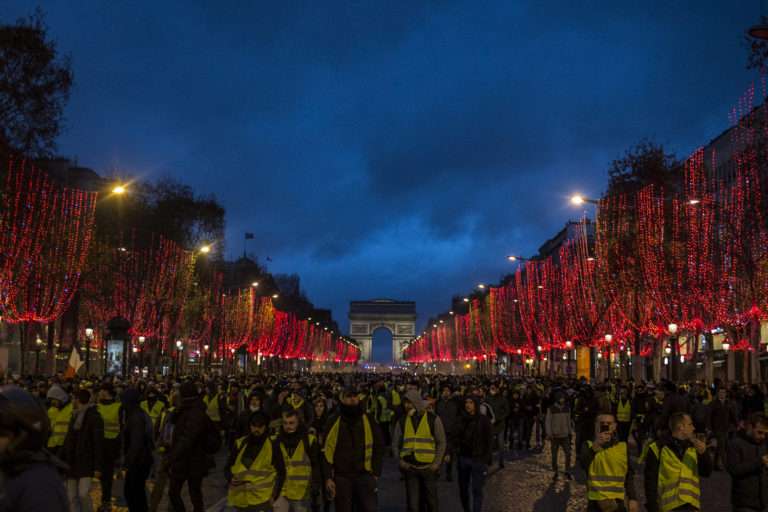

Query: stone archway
348;299;416;363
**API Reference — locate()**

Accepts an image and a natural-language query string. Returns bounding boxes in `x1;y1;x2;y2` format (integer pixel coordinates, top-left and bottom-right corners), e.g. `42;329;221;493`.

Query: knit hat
180;382;200;399
404;389;426;412
46;384;68;403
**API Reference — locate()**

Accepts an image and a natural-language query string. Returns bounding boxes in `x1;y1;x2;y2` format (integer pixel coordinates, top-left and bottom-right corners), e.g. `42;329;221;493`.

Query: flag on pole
64;347;84;379
244;232;255;240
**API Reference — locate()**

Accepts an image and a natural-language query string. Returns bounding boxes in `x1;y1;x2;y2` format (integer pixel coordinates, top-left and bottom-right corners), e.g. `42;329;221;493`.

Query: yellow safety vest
47;403;73;448
616;400;631;423
586;441;627;501
278;435;315;500
228;436;277;508
97;402;121;440
205;395;221;422
141;400;166;430
324;415;373;472
649;442;701;512
287;395;304;411
391;390;402;407
400;413;436;464
378;396;393;423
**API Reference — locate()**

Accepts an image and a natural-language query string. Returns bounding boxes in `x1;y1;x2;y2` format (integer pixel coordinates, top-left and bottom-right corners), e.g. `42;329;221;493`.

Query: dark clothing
100;438;120;506
61;405;104;478
125;462;151;512
404;466;438;512
643;436;713;512
323;411;384;478
333;472;377;512
168;474;204;512
458;412;493;465
709;399;738;434
578;438;638;509
168;397;213;480
457;456;486;512
124;407;154;469
0;453;68;512
726;431;768;511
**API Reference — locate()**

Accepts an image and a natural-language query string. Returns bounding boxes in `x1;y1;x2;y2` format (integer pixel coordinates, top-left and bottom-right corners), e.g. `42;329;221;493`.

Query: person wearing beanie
226;411;286;511
46;384;72;455
323;387;384;512
121;388;154;512
96;384;122;512
168;380;211;512
393;389;447;512
61;389;103;512
457;396;493;512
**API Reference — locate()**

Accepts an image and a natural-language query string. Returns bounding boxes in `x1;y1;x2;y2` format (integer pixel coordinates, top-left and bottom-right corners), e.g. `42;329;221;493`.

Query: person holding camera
579;413;639;512
644;412;712;512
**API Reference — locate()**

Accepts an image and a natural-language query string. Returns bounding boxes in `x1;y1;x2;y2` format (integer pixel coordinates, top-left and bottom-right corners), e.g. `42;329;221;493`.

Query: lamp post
668;323;678;382
138;336;145;372
175;340;183;376
34;335;43;375
565;340;573;376
85;328;94;375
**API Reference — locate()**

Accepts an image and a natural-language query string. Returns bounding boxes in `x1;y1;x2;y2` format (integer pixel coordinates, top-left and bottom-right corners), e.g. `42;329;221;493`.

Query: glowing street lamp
722;342;730;352
112;184;127;195
477;284;486;290
463;298;470;303
199;244;212;254
668;323;678;335
570;194;598;206
507;255;527;262
604;334;613;343
251;281;259;287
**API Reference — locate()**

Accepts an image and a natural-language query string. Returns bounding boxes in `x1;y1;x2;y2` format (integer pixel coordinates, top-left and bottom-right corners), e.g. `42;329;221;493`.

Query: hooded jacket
726;430;768;510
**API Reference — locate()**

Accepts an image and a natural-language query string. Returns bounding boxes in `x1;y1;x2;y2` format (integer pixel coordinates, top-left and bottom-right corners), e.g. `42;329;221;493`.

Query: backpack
480;401;496;425
203;415;222;454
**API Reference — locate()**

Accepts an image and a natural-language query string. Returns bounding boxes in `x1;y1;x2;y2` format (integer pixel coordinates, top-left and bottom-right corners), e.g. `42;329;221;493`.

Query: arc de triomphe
348;299;416;364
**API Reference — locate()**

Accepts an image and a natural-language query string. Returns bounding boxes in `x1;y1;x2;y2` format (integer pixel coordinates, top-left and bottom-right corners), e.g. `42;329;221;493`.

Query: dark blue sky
4;1;760;337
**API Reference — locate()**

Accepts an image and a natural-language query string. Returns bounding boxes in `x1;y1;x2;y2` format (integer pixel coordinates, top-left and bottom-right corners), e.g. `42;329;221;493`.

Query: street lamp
199;244;212;254
111;184;127;195
570;194;599;206
34;335;43;374
477;284;485;290
507;255;528;262
668;323;679;382
251;281;259;287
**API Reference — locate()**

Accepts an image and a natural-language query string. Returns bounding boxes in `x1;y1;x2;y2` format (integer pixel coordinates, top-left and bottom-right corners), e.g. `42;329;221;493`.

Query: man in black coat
167;382;213;512
61;389;103;512
435;385;461;481
457;396;493;512
121;388;155;512
726;412;768;512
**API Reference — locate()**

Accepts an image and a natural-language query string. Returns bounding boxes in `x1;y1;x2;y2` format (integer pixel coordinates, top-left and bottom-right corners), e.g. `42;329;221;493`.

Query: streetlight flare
570;194;585;205
112;184;127;195
199;244;212;254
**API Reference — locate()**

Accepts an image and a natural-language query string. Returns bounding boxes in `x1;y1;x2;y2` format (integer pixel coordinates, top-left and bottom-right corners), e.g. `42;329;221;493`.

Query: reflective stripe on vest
586;441;627;501
227;436;276;507
324;415;373;473
47;403;73;448
650;443;701;512
97;402;121;439
279;435;314;500
616;400;631;423
141;400;165;428
400;413;436;464
205;395;221;422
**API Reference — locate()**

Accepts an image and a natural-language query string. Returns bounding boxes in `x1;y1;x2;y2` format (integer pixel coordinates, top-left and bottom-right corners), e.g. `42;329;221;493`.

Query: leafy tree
0;10;73;157
607;140;681;195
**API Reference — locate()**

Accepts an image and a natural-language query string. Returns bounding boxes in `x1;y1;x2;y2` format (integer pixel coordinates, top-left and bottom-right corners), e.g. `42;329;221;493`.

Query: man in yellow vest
97;384;122;512
615;386;632;442
141;387;166;438
393;390;446;512
323;387;384;512
273;409;322;512
578;413;639;512
644;412;712;512
46;384;72;456
204;384;225;429
226;411;286;511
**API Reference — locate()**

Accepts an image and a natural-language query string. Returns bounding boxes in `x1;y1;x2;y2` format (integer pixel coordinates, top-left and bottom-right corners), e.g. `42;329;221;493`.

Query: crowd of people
0;371;766;511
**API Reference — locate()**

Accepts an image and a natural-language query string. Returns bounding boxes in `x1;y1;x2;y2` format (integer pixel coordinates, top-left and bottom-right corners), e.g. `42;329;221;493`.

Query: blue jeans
457;457;487;512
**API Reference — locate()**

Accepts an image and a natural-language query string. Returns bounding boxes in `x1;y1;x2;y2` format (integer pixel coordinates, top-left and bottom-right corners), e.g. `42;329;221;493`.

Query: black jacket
322;410;384;478
168;397;213;478
61;405;103;478
643;436;712;512
458;411;493;465
123;407;154;469
0;452;68;512
727;430;768;511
